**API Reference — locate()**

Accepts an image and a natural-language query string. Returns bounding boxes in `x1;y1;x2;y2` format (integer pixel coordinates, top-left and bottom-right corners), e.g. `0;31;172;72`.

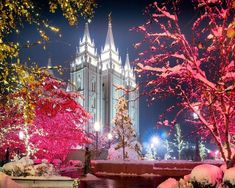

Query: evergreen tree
199;140;207;160
163;139;173;160
112;97;137;160
145;144;155;160
173;124;185;160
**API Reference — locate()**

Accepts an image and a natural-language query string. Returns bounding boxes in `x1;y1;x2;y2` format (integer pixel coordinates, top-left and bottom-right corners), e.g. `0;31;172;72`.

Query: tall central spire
81;22;91;44
104;13;116;52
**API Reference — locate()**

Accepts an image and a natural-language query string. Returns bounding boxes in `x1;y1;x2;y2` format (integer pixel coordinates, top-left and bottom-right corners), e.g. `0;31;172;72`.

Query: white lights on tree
107;132;113;140
193;112;199;119
19;131;25;140
193;106;199;119
94;122;100;132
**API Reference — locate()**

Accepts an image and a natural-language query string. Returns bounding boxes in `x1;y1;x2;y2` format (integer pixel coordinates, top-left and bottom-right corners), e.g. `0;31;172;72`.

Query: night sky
10;0;200;144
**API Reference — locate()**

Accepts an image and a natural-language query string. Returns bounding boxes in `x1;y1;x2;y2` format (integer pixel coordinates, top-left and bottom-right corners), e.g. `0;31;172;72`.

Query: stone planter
12;176;74;188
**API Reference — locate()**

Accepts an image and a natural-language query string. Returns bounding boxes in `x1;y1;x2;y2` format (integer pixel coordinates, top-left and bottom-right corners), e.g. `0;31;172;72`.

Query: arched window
77;75;81;90
91;80;96;92
91;97;96;108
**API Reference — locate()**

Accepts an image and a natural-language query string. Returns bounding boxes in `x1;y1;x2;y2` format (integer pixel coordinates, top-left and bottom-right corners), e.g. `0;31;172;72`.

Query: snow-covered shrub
157;178;178;188
108;142;142;160
2;157;55;177
68;160;83;168
190;164;222;187
179;174;193;188
3;157;34;176
223;167;235;187
52;159;62;166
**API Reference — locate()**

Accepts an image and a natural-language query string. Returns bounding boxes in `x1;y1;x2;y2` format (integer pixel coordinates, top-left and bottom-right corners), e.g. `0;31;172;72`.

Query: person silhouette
83;147;91;176
5;147;10;163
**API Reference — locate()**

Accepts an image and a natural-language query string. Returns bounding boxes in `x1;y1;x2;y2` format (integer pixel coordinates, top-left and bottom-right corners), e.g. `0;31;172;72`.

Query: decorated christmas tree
112;97;139;160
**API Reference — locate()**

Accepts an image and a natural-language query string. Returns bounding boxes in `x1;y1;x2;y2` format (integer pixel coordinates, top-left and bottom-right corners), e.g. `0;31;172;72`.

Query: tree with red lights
135;0;235;167
0;76;90;161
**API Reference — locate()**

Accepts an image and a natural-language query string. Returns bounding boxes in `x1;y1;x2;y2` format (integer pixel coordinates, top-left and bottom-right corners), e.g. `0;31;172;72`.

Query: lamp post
107;132;113;148
94;122;100;158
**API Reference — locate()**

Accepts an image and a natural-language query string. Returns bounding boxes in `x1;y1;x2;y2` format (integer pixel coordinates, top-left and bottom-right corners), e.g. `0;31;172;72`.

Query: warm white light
151;136;159;145
19;131;25;140
94;122;100;132
193;112;199;119
108;133;113;140
193;106;199;119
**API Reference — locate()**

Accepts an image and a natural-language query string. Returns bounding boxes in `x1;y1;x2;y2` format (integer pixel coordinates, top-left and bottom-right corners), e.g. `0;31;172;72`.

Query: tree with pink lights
135;0;235;167
0;76;90;161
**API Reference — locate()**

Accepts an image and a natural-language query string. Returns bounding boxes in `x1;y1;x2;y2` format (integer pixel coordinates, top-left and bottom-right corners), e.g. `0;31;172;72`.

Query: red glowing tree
135;0;235;167
0;76;90;161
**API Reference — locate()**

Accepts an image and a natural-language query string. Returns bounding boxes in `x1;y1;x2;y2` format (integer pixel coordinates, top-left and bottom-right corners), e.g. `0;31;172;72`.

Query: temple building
69;17;139;136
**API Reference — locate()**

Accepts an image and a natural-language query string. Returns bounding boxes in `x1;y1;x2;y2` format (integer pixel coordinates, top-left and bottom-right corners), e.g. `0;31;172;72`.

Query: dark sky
11;0;199;144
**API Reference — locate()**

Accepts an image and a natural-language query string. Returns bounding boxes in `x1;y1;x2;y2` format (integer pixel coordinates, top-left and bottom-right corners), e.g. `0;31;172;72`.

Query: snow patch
157;178;178;188
223;167;235;185
190;164;222;186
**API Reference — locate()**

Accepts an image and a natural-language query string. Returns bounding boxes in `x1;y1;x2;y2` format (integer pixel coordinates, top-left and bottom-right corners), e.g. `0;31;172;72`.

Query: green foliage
163;139;173;159
191;181;216;188
173;124;185;160
223;180;235;188
199;140;207;160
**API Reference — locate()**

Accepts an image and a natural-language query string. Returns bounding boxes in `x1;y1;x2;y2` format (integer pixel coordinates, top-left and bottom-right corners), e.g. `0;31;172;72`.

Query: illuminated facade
69;18;139;136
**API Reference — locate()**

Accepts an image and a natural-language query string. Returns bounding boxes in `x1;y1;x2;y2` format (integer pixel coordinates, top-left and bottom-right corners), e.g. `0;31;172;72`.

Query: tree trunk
122;137;125;160
226;155;235;169
24;126;32;157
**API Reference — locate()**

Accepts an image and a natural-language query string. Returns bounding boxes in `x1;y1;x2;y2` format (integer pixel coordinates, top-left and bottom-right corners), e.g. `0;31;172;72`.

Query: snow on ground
140;173;160;177
80;173;101;181
223;167;235;185
0;172;22;188
190;164;222;186
95;171;138;177
155;164;225;188
93;159;155;164
12;175;72;180
157;178;178;188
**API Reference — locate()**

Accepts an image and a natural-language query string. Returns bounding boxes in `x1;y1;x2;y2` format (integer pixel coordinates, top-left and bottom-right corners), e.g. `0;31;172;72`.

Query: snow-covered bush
190;164;222;187
68;160;83;168
157;178;178;188
108;142;142;160
2;157;56;177
223;167;235;187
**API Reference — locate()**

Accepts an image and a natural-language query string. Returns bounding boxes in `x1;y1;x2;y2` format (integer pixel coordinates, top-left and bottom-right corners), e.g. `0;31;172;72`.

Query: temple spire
124;51;131;71
104;13;116;52
81;22;91;44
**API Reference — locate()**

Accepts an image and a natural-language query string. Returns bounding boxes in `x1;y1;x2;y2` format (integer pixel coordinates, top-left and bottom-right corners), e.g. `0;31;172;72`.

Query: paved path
79;174;171;188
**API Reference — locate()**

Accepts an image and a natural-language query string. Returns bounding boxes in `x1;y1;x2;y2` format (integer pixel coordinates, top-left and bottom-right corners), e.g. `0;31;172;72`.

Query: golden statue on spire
108;12;112;24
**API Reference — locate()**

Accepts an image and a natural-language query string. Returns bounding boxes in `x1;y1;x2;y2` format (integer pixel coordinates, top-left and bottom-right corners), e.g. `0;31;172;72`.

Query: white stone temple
69;17;139;136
